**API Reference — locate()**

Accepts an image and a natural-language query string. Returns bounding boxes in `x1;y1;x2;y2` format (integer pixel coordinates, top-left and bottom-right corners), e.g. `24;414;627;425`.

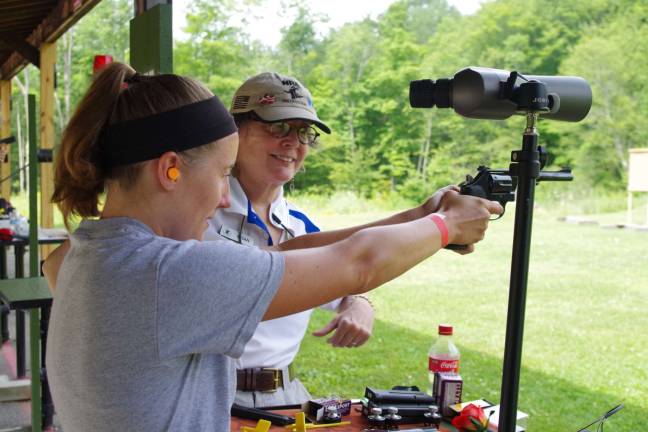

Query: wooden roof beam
0;0;101;79
0;36;40;68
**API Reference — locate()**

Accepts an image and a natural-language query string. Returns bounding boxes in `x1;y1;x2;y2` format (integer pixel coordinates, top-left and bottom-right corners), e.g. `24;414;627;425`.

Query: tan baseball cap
230;72;331;134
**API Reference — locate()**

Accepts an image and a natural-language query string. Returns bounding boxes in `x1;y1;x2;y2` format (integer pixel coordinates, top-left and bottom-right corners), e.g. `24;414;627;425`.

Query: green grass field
292;198;647;431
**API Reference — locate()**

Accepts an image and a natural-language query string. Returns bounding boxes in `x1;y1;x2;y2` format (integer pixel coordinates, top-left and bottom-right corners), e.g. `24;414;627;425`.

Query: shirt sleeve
155;240;284;359
319;298;342;311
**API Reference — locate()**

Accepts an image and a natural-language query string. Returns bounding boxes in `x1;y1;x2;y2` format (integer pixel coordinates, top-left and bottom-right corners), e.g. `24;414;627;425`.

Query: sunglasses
261;121;320;147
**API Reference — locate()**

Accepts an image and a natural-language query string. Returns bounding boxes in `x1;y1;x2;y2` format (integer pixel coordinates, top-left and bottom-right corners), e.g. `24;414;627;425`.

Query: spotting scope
410;67;592;121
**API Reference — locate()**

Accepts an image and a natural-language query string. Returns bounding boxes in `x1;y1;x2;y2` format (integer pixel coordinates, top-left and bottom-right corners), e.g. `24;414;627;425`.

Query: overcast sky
172;0;487;45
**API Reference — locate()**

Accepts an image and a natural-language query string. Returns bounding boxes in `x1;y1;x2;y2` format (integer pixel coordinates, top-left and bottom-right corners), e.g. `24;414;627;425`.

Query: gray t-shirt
46;217;284;431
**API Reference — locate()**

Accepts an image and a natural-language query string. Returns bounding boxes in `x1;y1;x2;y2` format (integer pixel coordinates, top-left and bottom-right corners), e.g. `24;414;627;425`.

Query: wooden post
130;3;173;74
0;80;11;199
628;148;648;226
40;42;56;258
26;93;43;432
0;79;10;371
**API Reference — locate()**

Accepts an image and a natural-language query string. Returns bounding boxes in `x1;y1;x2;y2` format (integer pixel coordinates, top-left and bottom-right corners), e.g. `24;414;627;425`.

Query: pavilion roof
0;0;102;79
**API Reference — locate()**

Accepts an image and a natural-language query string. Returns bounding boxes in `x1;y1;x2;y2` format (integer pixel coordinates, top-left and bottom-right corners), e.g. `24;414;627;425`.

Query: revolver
459;165;516;220
446;165;572;249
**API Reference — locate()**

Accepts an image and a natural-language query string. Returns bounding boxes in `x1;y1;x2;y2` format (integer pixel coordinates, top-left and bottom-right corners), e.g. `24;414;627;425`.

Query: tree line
8;0;647;201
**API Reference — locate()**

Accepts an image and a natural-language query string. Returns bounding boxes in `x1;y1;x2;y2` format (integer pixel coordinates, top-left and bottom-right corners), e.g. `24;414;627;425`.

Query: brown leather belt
236;368;284;392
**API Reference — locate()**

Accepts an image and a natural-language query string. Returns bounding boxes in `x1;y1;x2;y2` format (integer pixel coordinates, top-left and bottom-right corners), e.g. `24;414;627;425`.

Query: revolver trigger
490;205;507;220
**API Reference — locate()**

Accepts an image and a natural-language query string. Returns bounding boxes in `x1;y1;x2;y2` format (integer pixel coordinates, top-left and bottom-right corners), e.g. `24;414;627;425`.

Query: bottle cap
438;324;453;335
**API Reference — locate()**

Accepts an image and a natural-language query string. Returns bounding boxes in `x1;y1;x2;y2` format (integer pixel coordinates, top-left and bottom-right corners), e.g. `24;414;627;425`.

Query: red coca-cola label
429;357;459;373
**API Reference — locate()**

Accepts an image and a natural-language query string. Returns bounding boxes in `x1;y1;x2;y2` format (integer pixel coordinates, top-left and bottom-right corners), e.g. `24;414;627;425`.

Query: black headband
99;96;237;169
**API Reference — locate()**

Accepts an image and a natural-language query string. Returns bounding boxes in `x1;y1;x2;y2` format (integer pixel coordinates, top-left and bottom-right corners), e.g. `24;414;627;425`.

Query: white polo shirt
204;177;341;369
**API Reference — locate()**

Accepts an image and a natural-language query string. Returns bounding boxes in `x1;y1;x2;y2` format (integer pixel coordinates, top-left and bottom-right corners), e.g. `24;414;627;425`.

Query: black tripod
498;78;573;432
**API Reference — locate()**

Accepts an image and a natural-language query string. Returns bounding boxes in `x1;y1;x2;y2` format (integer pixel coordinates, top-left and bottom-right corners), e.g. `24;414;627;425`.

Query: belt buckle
261;368;280;393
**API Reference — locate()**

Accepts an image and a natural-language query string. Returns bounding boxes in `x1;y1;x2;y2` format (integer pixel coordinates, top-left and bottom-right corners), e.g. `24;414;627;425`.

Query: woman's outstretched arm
263;191;502;320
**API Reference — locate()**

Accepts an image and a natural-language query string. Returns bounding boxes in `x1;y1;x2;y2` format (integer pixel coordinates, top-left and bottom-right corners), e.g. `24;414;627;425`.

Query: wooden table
231;404;457;431
0;234;66;378
0;277;54;431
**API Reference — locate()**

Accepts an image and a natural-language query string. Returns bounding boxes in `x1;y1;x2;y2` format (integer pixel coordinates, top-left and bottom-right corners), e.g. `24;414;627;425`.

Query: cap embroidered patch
258;94;275;105
232;95;250;110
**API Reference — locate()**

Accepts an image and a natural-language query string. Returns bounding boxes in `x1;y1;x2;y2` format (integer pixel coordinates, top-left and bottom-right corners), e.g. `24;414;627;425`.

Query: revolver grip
445;243;468;251
460;184;488;199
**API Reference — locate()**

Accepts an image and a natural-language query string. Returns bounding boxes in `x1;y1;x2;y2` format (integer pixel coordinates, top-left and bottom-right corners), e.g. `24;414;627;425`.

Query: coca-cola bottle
428;324;460;386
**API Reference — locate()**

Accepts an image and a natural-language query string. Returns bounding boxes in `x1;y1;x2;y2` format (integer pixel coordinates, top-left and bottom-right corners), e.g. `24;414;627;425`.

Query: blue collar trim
288;209;320;233
246;200;273;246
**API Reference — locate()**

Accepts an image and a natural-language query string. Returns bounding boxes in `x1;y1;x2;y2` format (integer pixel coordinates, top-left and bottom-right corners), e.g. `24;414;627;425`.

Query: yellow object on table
284;412;351;431
241;419;272;432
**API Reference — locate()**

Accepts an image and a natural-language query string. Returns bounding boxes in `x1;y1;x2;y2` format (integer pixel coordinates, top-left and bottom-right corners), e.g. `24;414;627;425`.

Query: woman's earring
289;165;304;193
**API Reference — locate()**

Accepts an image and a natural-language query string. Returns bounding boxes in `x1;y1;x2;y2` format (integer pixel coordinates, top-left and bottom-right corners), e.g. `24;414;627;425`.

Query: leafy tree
61;0;131;112
558;1;648;189
175;0;267;101
275;2;327;79
299;19;380;194
33;0;646;201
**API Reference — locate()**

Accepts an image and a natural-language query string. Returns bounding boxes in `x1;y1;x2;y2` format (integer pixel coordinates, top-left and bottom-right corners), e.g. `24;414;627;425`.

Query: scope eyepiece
409;79;435;108
409;78;453;109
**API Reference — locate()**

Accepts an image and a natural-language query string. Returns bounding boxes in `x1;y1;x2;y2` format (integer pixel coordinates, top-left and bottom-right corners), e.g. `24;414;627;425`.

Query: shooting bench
231;403;458;431
0;233;67;377
0;277;54;430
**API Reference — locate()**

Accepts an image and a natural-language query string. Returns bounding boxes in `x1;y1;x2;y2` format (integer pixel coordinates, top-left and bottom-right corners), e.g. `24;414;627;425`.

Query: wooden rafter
0;36;40;68
0;0;102;79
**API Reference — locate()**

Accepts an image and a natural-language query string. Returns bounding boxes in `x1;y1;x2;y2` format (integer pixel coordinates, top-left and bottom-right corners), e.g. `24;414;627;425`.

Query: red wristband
428;213;449;248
